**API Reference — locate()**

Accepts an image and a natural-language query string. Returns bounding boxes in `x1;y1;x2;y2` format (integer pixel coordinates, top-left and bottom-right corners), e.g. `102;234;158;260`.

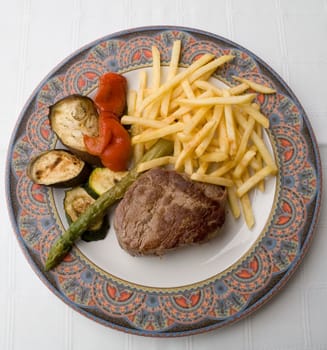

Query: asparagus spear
45;139;173;271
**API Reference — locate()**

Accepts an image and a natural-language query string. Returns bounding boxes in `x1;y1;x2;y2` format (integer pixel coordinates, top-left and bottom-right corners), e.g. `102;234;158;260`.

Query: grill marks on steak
114;168;227;256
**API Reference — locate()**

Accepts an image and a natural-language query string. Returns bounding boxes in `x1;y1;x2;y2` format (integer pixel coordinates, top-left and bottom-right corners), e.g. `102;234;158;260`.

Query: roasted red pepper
84;113;112;155
94;72;127;118
84;73;131;171
99;117;132;171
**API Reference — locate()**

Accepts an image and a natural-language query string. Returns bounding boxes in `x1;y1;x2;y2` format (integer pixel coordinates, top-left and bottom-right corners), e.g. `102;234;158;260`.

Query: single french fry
143;100;161;120
195;67;219;83
235;175;255;228
249;156;262;171
193;80;223;96
169;105;192;119
160;92;173;118
227;185;241;219
181;79;196;99
234;117;256;164
162;114;181;125
196;160;209;175
144;88;153;97
172;55;234;99
237;185;255;228
152;46;161;88
177;93;256;107
132;123;184;144
233;76;276;94
173;136;182;157
229;83;249;95
234;109;277;173
175;117;220;169
177;132;192;143
210;160;236;177
161;38;181;117
132;124;144;161
195;105;223;157
236;166;274;197
137;156;175;173
184;106;212;134
254;121;265;191
223;90;237;156
209;136;220;148
182;113;192;124
189;55;234;84
241;104;270;128
133;145;144;164
232;150;256;178
200;151;228;163
145;47;162;121
121;115;168;129
241;194;255;228
251;132;277;173
142;89;155;117
206;144;223;153
167;40;181;79
217;118;229;154
191;173;233;187
169;90;214;119
132;71;148;162
127;90;137;115
136;70;147;115
248;145;261;171
252;159;265;191
184;157;194;175
258;179;265;192
252;102;260;111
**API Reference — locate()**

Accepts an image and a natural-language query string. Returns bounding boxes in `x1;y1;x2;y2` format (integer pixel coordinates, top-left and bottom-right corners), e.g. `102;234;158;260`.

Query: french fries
137;53;215;112
124;40;278;228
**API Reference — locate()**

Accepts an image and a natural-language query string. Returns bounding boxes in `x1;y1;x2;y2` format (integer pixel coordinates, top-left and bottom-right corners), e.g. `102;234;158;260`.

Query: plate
6;26;322;336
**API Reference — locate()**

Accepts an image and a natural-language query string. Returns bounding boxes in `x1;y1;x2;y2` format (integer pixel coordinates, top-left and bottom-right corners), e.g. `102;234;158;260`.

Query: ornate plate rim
5;25;322;337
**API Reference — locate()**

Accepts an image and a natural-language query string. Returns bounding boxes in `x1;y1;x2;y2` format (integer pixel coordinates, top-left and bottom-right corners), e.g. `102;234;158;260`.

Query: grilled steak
113;167;227;256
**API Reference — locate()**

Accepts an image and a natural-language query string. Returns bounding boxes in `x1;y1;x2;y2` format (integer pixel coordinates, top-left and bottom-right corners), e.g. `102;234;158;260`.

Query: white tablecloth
1;0;326;348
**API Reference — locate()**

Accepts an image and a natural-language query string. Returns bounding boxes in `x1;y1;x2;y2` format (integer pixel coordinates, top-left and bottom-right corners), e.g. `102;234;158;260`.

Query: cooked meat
113;167;227;256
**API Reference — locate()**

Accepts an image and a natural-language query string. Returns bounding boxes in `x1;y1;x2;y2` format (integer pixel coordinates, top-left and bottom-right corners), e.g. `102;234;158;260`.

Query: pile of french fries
121;41;278;229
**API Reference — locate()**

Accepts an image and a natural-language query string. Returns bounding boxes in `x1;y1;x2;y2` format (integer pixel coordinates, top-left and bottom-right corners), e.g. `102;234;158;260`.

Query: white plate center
54;68;277;288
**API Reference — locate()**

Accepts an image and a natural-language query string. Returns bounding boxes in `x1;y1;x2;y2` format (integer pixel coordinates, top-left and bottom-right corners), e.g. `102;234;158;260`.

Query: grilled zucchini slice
64;186;109;242
87;167;127;197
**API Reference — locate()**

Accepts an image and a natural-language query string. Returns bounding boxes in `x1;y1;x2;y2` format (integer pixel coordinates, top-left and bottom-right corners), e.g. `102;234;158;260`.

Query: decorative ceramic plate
6;26;322;337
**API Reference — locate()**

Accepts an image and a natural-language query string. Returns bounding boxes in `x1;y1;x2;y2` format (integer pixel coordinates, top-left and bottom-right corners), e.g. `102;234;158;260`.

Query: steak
113;167;227;256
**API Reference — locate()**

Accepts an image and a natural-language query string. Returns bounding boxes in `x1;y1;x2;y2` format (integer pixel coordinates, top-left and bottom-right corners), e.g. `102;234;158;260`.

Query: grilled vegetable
84;112;132;171
94;72;127;117
49;95;101;165
27;149;90;187
45;138;174;271
64;187;109;242
87;167;127;197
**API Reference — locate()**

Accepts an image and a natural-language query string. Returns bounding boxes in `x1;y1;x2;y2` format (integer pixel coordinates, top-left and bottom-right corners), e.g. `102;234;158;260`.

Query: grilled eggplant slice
64;187;109;242
49;95;101;165
27;149;90;187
